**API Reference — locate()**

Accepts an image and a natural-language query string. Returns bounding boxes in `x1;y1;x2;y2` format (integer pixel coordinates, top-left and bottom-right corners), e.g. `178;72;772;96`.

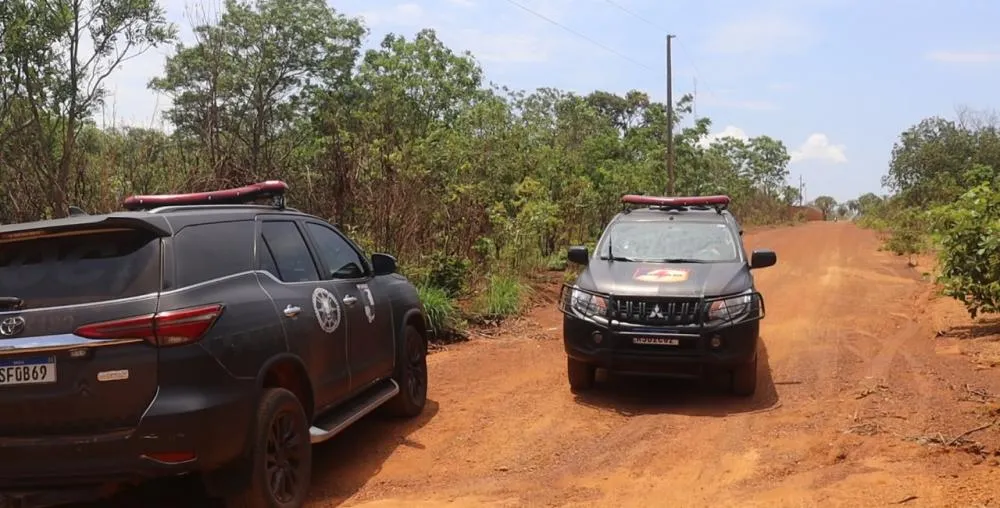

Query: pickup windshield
598;220;741;263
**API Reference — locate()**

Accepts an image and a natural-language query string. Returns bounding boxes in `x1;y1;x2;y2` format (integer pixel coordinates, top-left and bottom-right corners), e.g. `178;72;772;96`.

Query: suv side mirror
567;246;590;265
371;253;397;276
750;249;777;269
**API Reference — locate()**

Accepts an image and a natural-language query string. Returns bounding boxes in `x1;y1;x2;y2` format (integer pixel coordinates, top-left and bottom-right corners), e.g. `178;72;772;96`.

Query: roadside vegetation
852;108;1000;318
1;0;804;340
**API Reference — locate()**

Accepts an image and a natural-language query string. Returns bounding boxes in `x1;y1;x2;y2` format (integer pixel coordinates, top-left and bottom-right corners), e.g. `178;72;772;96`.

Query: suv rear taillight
75;304;224;347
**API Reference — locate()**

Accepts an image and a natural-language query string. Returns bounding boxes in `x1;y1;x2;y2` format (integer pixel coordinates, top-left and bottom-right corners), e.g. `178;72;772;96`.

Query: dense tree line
0;0;801;329
856;107;1000;317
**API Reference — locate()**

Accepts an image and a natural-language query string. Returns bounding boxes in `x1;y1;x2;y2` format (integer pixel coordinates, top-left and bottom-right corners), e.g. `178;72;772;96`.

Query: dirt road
101;222;1000;507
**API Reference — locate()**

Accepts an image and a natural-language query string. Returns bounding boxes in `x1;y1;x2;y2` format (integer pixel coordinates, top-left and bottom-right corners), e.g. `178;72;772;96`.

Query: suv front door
255;219;351;411
302;221;395;392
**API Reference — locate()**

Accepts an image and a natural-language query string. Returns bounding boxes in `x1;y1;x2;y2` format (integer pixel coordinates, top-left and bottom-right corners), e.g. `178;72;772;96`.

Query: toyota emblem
0;317;25;337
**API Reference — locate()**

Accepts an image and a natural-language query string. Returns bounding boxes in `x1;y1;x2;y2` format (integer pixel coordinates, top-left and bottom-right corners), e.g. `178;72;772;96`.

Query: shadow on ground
67;400;440;508
944;317;1000;340
572;339;780;418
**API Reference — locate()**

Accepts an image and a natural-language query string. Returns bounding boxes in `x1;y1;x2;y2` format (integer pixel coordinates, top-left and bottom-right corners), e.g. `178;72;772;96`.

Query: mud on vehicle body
0;181;428;508
558;194;777;396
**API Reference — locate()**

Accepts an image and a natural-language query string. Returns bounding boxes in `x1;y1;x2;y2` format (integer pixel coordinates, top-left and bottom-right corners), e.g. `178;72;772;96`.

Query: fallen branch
947;420;997;446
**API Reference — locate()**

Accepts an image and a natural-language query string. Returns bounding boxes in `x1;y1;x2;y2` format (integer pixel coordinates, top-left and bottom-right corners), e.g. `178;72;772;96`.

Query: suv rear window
172;221;255;287
0;229;161;309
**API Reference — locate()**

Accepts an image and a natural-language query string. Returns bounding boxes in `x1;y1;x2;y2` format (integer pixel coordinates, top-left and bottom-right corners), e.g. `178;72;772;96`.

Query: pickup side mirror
567;246;590;265
371;253;398;276
750;249;777;269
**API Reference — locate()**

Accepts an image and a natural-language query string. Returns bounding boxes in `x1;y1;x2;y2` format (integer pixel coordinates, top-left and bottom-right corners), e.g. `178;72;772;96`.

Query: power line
600;0;719;99
503;0;657;71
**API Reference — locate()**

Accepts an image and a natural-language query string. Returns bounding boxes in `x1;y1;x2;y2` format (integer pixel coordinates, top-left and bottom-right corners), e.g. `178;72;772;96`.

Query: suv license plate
633;337;680;346
0;356;57;386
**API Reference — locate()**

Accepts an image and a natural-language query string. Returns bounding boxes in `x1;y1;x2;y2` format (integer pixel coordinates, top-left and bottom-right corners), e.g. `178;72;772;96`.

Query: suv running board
309;378;400;444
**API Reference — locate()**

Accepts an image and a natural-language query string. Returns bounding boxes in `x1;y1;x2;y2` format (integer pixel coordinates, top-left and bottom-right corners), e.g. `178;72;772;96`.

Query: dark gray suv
0;181;428;508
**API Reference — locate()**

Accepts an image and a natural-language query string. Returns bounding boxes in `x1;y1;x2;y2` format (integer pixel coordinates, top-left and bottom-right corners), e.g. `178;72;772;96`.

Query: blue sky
103;0;1000;203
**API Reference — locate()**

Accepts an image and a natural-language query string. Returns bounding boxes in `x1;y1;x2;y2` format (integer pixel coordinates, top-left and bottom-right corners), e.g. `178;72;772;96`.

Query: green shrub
416;285;463;340
426;252;470;298
929;182;1000;318
476;274;528;320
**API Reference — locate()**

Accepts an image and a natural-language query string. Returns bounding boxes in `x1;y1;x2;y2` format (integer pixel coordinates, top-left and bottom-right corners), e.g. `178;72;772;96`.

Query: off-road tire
382;324;428;418
731;355;758;397
567;357;596;392
224;388;312;508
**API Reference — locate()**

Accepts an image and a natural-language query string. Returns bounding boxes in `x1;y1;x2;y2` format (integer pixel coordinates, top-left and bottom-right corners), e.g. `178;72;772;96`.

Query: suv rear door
0;223;163;437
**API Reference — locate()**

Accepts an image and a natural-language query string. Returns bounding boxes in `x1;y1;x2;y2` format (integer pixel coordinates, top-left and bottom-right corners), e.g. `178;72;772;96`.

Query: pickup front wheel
567;357;595;392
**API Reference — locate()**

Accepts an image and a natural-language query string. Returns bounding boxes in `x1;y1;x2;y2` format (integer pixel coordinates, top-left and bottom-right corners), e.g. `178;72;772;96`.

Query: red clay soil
81;222;1000;507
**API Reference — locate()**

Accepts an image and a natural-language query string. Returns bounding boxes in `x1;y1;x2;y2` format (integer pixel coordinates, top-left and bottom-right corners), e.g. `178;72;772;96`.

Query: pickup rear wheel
224;388;311;508
382;324;428;417
567;357;595;392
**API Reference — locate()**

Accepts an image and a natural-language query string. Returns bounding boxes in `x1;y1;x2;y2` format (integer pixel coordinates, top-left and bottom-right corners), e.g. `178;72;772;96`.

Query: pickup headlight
707;289;757;322
568;287;608;320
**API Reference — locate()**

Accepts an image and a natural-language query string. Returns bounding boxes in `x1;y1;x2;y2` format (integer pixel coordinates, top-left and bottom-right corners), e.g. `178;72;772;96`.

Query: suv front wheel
225;388;312;508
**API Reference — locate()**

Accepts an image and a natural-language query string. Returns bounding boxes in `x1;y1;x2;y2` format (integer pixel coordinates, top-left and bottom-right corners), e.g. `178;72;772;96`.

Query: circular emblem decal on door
312;287;342;333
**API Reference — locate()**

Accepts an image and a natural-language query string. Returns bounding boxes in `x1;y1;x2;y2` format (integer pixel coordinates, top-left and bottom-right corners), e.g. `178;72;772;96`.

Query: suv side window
259;221;320;283
173;221;255;287
304;222;367;280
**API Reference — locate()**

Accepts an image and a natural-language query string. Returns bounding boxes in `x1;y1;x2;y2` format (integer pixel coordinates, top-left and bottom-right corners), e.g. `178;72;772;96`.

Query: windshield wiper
0;297;24;311
600;255;637;262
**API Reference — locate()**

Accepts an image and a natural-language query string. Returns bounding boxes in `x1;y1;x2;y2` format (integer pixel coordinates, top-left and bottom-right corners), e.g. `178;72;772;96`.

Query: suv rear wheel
225;388;312;508
567;357;595;392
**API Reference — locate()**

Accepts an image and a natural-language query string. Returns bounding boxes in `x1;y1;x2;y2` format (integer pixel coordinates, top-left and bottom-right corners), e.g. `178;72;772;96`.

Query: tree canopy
0;0;803;326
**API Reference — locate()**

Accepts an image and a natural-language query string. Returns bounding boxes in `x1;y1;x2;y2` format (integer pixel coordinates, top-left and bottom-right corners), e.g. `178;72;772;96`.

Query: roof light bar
621;194;731;208
122;180;289;211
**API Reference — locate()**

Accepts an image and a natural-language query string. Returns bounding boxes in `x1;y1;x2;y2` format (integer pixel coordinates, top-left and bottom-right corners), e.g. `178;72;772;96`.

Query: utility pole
798;174;804;206
666;34;676;195
692;77;698;121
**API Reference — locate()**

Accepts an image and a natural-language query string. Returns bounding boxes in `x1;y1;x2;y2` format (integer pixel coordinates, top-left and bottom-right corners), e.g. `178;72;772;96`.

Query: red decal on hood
633;267;690;283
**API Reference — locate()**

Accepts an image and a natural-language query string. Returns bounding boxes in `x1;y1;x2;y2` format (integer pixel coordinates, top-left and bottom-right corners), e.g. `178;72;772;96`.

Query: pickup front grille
612;297;702;326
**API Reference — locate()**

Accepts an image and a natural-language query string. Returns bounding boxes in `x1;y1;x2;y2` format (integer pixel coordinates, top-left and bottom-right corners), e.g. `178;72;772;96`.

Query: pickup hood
576;260;751;298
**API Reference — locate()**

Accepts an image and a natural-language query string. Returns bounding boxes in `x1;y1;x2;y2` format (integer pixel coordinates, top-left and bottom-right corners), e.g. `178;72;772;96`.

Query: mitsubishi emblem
649;304;665;319
0;316;26;337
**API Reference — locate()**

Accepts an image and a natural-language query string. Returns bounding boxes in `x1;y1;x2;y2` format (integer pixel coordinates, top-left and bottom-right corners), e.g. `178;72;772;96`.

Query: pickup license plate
633;337;681;346
0;356;57;386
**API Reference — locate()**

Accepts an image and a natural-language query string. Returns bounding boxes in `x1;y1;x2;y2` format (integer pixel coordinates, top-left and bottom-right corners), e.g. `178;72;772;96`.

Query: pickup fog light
707;290;754;321
709;335;722;349
591;331;604;344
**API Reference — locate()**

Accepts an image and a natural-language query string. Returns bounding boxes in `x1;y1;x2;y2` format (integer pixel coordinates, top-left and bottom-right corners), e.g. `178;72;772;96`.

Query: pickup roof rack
122;180;289;212
621;194;731;214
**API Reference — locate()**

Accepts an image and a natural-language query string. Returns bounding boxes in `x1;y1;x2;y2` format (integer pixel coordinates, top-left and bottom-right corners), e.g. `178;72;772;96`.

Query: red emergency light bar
122;180;289;211
621;194;731;208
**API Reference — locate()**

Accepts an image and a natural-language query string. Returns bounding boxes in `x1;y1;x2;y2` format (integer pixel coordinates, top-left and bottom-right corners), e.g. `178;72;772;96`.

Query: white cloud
358;3;428;28
447;0;475;6
452;30;552;63
705;15;814;55
697;127;846;165
790;133;847;164
696;125;749;149
926;50;1000;64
